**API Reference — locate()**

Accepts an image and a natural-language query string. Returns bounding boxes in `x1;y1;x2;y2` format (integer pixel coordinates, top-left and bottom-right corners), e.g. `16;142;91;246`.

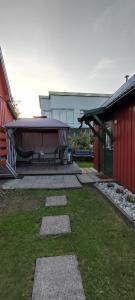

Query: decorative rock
107;182;114;188
95;182;135;221
116;187;124;194
32;255;86;300
40;215;71;236
126;194;135;203
132;213;135;220
45;195;67;207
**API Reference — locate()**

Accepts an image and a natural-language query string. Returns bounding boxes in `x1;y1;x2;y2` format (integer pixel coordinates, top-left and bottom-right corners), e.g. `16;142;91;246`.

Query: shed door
102;122;113;177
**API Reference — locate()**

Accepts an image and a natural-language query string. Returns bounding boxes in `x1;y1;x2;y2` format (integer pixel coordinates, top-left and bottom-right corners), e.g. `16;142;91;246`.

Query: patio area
3;118;75;178
16;161;81;175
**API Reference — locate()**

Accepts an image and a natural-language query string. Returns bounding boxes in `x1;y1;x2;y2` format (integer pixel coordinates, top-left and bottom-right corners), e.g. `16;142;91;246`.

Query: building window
105;126;112;150
52;109;74;124
43;110;51;118
60;110;66;122
53;110;59;120
67;110;74;123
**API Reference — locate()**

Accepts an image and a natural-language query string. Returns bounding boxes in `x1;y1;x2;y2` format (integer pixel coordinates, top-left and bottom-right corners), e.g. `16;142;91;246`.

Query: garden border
94;184;135;231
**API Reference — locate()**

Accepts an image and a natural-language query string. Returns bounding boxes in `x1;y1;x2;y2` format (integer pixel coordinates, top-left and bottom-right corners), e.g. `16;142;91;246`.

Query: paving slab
17;161;82;175
40;215;71;236
77;173;97;183
32;255;86;300
1;175;82;189
78;172;113;184
80;168;113;182
45;195;67;207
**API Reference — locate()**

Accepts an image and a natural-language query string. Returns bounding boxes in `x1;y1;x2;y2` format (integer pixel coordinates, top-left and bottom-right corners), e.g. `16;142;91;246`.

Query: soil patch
0;189;43;215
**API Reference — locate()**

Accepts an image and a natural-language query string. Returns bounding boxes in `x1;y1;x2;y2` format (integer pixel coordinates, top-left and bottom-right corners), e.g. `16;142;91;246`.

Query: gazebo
4;118;72;175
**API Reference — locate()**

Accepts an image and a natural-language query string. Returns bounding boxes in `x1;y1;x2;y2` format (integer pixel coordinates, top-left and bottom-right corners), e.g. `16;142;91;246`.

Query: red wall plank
0;140;6;148
0;61;15;162
113;102;135;192
0;62;9;100
0;149;7;156
131;105;135;191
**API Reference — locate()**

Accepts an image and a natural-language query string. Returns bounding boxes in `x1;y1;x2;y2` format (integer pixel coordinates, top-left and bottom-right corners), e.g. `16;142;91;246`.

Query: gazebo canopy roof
4;118;70;129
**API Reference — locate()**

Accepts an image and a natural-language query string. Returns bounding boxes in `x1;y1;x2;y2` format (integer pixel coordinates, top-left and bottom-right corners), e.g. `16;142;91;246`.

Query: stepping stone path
33;195;85;299
32;255;86;300
45;195;67;207
40;215;71;236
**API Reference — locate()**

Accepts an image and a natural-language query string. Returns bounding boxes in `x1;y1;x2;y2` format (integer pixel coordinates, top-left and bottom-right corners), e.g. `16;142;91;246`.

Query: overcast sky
0;0;135;116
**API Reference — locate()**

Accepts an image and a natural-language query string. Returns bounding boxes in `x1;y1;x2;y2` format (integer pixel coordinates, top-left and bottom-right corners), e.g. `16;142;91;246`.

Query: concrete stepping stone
32;255;86;300
77;174;95;183
77;173;100;183
40;215;71;236
45;195;67;207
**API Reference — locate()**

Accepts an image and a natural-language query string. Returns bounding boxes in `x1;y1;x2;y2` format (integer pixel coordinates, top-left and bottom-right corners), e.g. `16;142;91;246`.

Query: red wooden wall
0;60;9;100
94;101;135;192
113;102;135;192
0;60;15;163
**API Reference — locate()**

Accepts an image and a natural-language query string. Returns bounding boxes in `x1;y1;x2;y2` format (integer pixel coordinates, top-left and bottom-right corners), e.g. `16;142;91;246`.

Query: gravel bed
95;182;135;221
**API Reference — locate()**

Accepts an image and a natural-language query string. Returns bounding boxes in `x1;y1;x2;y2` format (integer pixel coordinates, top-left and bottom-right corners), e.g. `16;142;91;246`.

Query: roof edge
106;86;135;110
79;107;105;122
102;74;135;109
49;91;112;97
4;117;70;129
0;47;13;102
7;100;18;119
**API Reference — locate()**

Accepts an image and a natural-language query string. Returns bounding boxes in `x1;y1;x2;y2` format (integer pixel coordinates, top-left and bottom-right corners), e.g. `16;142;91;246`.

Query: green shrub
69;132;93;150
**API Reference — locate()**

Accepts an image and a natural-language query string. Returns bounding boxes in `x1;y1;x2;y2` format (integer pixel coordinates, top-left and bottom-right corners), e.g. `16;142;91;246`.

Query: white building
39;91;111;128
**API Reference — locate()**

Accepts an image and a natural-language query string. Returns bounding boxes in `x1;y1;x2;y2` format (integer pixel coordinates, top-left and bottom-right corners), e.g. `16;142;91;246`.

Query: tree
11;100;20;118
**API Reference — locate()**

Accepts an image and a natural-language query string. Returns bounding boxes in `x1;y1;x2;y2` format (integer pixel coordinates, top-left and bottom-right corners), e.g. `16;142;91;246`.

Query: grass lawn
75;160;94;168
0;186;135;300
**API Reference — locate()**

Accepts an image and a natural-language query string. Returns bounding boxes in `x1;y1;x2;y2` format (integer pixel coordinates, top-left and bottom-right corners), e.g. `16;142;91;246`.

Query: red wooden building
0;47;17;176
79;75;135;192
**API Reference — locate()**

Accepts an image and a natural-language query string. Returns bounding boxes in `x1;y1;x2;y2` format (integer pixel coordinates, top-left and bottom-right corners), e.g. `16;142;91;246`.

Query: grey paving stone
40;215;71;236
17;161;81;175
77;174;95;183
2;175;82;189
45;195;67;207
32;255;86;300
